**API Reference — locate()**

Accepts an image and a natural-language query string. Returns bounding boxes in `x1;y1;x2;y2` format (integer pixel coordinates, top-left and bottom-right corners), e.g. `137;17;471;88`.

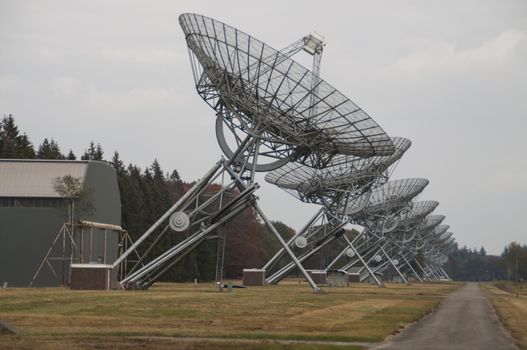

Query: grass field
484;282;527;350
0;280;460;349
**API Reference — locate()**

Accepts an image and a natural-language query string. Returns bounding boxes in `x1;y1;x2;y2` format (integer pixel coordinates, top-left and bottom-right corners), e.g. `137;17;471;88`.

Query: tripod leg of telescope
123;194;254;287
127;225;170;276
413;258;427;281
340;236;382;270
325;247;347;271
427;264;438;280
142;234;207;289
434;266;444;279
400;253;422;283
113;159;224;269
221;162;322;292
358;253;385;282
438;266;447;280
266;230;341;285
342;235;383;287
121;220;224;286
440;267;451;280
254;203;322;293
262;208;324;274
380;245;408;285
427;266;437;280
339;235;384;272
325;230;364;271
265;222;347;282
403;252;423;283
432;265;443;280
358;247;386;282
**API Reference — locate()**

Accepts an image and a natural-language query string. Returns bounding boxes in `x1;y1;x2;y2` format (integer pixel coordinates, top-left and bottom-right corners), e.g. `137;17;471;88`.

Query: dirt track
373;282;518;350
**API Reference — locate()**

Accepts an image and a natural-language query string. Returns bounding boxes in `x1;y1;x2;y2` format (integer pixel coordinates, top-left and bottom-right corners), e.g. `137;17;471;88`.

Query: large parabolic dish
394;200;439;234
419;215;446;232
264;137;410;204
350;177;429;217
349;177;429;233
179;13;395;170
434;224;450;236
440;231;453;241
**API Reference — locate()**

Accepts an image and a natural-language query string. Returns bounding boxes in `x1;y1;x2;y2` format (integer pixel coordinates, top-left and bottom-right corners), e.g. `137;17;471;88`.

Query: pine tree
17;133;36;159
0;115;20;157
150;159;165;182
125;164;149;240
81;141;104;161
169;169;181;182
81;141;96;160
94;143;104;160
37;138;65;159
66;149;76;160
0;114;36;159
110;151;125;176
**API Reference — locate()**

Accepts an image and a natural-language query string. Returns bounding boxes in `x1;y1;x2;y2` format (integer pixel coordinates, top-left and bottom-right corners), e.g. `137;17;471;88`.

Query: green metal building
0;159;121;287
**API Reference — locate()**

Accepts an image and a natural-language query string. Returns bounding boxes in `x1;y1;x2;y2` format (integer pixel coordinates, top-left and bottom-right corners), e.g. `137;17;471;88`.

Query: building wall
0;207;69;287
0;161;121;287
83;161;121;226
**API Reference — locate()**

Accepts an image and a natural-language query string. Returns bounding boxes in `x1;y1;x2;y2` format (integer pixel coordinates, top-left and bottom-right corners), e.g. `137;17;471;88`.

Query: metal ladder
215;229;226;282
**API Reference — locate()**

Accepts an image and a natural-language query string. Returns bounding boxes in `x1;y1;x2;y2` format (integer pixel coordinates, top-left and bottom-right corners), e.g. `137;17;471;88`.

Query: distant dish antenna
374;255;382;263
393;259;399;266
345;248;356;258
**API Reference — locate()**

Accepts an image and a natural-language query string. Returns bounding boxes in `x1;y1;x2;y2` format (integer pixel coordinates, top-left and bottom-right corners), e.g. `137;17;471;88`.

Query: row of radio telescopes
114;13;455;292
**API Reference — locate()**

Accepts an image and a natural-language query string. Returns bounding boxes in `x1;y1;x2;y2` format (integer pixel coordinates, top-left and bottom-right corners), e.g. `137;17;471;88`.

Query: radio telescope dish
265;137;410;204
407;201;439;219
433;224;450;236
397;201;439;228
387;201;439;246
419;215;445;231
180;13;395;170
440;231;453;241
359;178;429;217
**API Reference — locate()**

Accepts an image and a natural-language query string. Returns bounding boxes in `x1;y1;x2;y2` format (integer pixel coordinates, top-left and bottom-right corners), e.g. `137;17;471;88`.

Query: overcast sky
1;1;526;254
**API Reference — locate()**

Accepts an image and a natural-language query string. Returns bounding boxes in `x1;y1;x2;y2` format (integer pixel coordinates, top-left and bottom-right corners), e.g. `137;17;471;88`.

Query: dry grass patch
0;280;460;349
484;283;527;349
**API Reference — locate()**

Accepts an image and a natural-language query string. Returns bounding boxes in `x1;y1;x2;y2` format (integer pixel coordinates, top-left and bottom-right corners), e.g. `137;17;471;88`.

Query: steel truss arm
266;222;347;285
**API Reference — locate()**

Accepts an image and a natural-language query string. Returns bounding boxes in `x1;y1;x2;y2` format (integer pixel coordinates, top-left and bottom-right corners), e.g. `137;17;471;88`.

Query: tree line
445;243;527;282
2;114;525;282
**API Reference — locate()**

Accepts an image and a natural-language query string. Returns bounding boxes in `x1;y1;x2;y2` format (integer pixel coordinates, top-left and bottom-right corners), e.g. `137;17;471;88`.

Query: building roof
0;159;89;198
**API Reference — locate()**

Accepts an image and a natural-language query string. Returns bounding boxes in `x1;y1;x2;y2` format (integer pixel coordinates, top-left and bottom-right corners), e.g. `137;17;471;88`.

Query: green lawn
0;280;460;349
484;282;527;350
